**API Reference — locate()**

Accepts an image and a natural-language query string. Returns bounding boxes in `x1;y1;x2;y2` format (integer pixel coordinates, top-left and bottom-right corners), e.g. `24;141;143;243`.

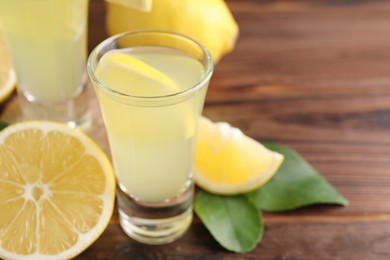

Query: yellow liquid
0;0;88;102
95;47;207;202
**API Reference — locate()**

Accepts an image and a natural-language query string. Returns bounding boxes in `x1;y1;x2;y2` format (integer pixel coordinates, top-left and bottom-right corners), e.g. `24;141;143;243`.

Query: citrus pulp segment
0;121;115;259
194;117;284;195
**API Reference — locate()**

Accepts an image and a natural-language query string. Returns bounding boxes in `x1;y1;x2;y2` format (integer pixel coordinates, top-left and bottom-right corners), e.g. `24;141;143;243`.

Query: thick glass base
17;81;91;131
116;183;194;245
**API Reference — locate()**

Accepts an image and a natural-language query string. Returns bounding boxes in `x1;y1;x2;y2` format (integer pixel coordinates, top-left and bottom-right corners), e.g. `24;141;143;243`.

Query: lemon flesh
0;122;115;259
0;28;16;103
95;50;179;97
194;117;284;195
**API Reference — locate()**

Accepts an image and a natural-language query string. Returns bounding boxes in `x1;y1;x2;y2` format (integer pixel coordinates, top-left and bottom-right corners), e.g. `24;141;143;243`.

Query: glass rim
87;29;214;101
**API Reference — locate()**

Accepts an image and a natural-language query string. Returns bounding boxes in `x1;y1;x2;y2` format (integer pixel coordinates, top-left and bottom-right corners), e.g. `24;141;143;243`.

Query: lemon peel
194;117;284;195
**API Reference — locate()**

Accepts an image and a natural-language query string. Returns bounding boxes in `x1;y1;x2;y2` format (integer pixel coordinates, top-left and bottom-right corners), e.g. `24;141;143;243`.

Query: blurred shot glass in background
0;0;91;129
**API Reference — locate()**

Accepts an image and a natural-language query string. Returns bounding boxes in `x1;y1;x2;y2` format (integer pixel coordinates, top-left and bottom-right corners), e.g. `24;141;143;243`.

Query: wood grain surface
2;0;390;259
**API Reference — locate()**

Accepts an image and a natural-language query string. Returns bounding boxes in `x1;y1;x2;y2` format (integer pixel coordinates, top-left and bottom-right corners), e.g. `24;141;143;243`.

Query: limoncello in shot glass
87;30;213;244
0;0;91;129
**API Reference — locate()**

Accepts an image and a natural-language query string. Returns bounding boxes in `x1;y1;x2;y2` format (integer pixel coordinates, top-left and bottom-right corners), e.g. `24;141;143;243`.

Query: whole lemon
105;0;239;63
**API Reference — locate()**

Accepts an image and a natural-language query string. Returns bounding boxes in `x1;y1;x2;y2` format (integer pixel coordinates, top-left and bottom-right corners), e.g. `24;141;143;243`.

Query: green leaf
246;143;348;212
0;121;8;131
194;190;263;253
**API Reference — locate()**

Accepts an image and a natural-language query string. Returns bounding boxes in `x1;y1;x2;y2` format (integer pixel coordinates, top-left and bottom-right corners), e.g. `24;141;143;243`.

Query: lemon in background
105;0;239;63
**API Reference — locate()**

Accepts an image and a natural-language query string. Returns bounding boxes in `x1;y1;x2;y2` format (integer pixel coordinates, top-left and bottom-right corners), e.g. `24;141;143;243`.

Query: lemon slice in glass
95;51;179;97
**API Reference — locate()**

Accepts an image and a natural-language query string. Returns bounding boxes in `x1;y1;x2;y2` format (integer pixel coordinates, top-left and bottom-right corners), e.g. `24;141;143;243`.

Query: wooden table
2;0;390;259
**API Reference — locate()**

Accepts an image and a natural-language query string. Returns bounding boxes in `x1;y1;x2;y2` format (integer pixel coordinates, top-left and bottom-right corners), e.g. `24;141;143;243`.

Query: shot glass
87;30;214;244
0;0;91;129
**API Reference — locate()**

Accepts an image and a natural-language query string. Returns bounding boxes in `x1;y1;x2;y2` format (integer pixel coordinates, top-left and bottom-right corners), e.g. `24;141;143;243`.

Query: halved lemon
194;117;284;195
0;121;115;259
0;28;16;103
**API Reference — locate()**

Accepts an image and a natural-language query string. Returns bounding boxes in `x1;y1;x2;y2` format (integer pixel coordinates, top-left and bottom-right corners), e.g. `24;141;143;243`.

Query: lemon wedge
0;121;115;259
95;51;179;97
0;28;16;103
105;0;152;12
194;117;284;195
